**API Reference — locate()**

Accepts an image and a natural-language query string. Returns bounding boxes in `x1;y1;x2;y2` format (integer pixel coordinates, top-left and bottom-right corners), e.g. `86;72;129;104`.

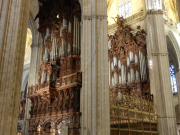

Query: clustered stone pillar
80;0;110;135
23;42;42;135
145;10;177;135
0;0;31;134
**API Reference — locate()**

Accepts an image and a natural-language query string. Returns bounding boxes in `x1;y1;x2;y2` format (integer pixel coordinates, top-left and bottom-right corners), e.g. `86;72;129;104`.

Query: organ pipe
119;75;121;84
68;22;71;33
79;22;81;55
130;68;135;83
73;16;76;55
115;73;118;85
75;17;78;54
41;71;46;84
127;57;130;67
60;26;63;37
77;21;80;55
40;12;81;85
111;62;114;71
128;72;130;83
118;60;121;69
135;54;138;64
72;16;81;55
63;18;67;30
46;28;51;39
109;60;111;85
114;57;117;66
136;70;139;81
51;37;58;61
130;51;133;61
68;43;70;56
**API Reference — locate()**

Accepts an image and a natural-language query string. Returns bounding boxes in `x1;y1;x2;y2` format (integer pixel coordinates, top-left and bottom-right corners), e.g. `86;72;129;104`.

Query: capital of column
146;9;163;15
31;44;39;48
83;15;107;20
151;52;168;56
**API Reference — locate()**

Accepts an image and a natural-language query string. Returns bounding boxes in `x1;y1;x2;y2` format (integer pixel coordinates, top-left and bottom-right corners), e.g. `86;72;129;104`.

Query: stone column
29;44;39;86
0;0;31;134
23;42;42;135
176;70;180;119
145;10;177;135
80;0;110;135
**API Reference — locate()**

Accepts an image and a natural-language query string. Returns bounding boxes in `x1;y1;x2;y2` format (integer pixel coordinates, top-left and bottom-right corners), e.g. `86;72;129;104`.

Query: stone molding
31;44;39;48
23;64;30;71
83;15;107;20
151;52;168;56
146;9;163;15
108;10;146;32
108;10;177;34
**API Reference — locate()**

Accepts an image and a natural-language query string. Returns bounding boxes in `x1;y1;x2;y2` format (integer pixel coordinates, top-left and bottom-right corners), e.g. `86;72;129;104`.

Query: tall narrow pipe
118;60;121;69
128;72;130;83
52;38;54;60
139;50;142;80
142;56;146;81
77;21;80;55
136;70;139;81
59;47;62;57
76;18;78;55
46;28;51;39
144;57;147;80
62;40;64;57
60;26;62;37
119;75;121;84
109;60;110;85
68;22;71;33
63;40;65;57
73;16;76;55
63;18;67;30
79;22;81;55
121;65;124;84
124;67;126;84
141;54;145;80
51;31;53;41
68;42;70;56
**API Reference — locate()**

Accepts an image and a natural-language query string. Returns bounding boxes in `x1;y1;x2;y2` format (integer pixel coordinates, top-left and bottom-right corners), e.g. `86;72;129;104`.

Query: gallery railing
110;91;158;135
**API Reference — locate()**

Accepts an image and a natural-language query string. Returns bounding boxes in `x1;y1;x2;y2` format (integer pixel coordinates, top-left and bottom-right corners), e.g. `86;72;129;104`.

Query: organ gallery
109;16;158;135
25;0;82;134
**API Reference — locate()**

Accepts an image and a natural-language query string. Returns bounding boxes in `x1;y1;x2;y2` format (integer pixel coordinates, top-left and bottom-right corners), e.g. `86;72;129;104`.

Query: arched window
169;64;177;93
118;0;132;18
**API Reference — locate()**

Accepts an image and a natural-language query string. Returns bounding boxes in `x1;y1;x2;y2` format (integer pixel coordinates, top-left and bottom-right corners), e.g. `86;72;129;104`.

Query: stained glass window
169;65;177;93
118;0;132;18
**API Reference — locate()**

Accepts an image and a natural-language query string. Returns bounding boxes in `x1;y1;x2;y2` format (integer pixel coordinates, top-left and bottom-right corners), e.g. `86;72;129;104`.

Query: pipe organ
108;19;149;96
109;16;158;135
27;0;82;134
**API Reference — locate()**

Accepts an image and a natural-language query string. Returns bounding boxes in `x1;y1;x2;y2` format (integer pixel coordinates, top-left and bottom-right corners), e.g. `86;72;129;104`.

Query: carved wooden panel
108;16;149;97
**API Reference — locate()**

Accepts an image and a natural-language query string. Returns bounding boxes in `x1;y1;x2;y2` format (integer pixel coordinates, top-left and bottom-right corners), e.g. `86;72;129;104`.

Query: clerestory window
118;0;132;18
170;65;177;93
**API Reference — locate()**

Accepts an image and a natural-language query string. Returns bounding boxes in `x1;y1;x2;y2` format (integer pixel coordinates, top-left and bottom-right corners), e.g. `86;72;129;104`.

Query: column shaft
146;11;177;135
0;0;31;134
81;0;110;135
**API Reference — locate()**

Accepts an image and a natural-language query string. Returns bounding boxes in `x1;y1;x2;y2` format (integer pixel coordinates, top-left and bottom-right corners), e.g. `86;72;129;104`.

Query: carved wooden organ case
27;0;82;135
109;16;158;135
108;17;150;97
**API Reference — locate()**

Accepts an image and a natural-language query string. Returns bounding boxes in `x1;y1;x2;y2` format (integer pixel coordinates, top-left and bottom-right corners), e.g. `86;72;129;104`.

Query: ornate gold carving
109;16;158;135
